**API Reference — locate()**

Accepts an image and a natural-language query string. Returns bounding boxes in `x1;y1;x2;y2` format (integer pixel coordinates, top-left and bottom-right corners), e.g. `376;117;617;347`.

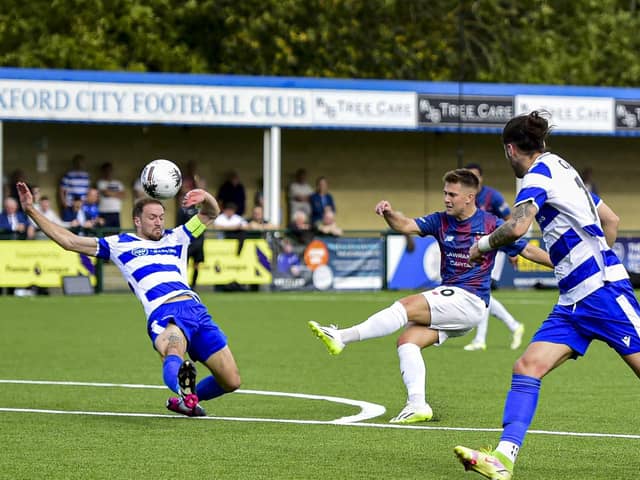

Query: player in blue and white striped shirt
17;182;240;417
455;111;640;480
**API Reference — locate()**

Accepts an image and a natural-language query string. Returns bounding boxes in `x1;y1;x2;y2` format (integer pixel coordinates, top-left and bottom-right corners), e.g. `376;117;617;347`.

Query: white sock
489;297;519;332
496;441;520;464
397;343;426;405
343;301;408;343
472;311;489;344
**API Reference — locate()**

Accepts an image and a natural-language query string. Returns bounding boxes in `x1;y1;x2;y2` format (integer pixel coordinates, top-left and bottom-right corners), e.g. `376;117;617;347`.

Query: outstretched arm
375;200;420;235
16;182;98;256
518;243;553;269
470;201;537;263
182;189;220;226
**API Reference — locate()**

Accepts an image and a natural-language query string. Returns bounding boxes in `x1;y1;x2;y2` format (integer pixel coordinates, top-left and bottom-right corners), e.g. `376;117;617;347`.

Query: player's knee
512;356;549;378
396;328;412;347
223;373;241;392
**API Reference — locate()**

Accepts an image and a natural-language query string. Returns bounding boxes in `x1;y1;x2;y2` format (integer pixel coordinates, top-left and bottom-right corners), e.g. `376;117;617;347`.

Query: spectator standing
288;168;313;221
309;176;336;225
97;162;125;229
59;154;90;211
217;170;246;216
179;161;207;202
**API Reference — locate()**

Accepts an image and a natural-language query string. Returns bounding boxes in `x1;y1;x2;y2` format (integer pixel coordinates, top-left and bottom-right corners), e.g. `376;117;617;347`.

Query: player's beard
144;227;163;241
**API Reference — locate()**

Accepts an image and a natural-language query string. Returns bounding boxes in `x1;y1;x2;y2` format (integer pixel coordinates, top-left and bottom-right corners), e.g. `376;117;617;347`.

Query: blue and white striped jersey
60;169;90;204
96;225;200;318
514;152;628;305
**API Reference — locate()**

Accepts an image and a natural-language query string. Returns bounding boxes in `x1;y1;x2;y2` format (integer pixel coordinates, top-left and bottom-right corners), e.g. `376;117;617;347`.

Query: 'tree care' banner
273;237;383;291
193;238;272;285
0;240;95;287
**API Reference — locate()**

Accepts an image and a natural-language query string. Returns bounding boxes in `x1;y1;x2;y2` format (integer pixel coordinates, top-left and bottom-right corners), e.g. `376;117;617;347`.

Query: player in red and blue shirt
414;209;522;307
309;169;552;425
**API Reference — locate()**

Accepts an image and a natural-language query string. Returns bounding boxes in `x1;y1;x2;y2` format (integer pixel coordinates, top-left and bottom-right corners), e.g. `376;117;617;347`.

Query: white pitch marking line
1;407;639;440
1;379;638;440
0;379;385;424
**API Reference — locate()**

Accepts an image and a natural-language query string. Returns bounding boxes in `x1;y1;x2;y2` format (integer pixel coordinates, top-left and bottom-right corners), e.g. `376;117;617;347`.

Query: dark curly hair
502;110;551;154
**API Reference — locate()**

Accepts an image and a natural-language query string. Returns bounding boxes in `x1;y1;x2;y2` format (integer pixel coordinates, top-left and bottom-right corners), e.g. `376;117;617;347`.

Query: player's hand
16;182;33;211
182;189;206;207
468;241;485;265
375;200;392;216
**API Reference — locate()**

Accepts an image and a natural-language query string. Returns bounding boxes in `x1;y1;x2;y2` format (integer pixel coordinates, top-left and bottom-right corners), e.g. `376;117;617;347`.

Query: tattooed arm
596;200;619;248
470;201;537;264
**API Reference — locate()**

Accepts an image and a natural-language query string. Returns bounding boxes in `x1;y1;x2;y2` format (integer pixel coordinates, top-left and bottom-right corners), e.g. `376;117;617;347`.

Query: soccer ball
140;159;182;199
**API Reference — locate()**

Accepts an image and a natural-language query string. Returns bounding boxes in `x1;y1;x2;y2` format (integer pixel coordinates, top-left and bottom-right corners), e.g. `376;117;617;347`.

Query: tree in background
1;0;639;86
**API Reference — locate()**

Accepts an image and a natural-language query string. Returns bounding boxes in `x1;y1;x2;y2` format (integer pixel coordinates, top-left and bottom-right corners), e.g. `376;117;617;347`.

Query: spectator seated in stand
0;197;35;239
63;194;103;234
315;208;343;237
213;202;248;238
288;210;314;245
82;188;105;231
276;238;302;277
246;205;278;232
32;195;67;238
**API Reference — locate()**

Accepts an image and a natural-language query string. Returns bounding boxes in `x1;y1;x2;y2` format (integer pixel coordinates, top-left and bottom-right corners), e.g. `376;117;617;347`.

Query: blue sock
501;374;541;446
196;376;226;400
162;355;182;394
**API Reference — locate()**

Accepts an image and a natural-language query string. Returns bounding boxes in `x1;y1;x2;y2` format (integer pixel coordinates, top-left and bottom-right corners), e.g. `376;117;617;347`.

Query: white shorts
490;250;506;282
421;286;488;345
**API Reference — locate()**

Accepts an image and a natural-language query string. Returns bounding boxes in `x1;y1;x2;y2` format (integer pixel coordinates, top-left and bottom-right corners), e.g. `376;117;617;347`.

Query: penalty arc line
0;379;638;440
0;379;385;424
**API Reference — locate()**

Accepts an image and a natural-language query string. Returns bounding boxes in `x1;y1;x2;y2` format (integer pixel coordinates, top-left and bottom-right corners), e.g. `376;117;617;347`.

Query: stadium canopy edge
0;67;640;136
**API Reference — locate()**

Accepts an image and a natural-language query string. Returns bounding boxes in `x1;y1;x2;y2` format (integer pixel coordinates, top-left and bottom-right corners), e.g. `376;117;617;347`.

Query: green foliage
0;0;639;85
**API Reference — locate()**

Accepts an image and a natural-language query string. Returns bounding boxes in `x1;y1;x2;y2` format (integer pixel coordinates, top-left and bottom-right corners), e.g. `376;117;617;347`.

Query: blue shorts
147;298;228;363
532;280;640;357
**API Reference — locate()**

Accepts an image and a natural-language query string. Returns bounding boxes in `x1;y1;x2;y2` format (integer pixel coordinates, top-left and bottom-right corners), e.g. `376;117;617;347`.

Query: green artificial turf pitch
0;290;637;479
